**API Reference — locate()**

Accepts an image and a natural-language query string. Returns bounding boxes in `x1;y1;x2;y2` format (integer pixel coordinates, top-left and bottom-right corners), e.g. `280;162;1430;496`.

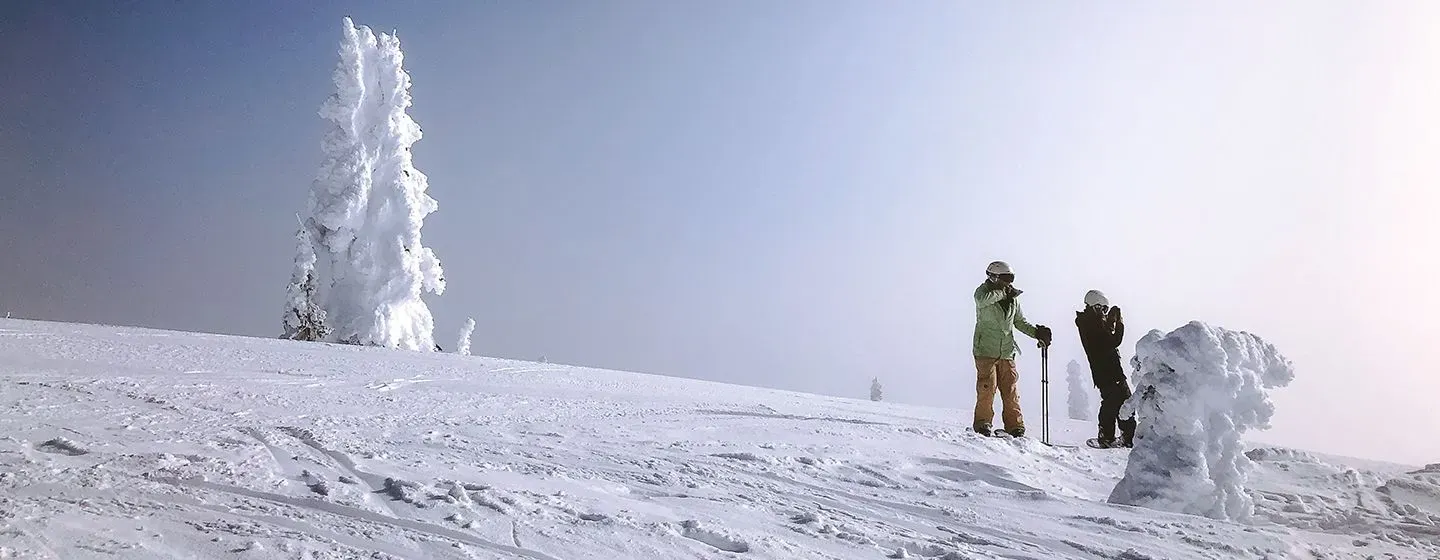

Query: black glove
1108;306;1122;322
1035;325;1052;346
1005;285;1023;298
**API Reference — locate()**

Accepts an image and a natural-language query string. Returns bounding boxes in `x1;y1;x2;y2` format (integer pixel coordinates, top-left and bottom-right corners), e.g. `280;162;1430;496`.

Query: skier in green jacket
972;261;1052;437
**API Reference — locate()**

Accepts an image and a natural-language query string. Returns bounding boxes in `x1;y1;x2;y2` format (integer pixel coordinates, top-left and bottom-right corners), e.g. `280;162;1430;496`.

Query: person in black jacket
1075;290;1135;447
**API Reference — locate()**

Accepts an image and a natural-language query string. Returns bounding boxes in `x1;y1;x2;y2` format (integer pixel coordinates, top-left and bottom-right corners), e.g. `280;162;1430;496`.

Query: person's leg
1097;378;1133;444
973;357;999;433
1112;379;1136;445
1096;386;1119;443
996;359;1024;433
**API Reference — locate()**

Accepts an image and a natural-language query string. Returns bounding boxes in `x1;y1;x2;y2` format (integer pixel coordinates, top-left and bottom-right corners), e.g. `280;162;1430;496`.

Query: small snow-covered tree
281;221;330;341
1107;321;1294;522
297;17;445;351
1066;359;1092;420
870;377;883;402
455;318;475;356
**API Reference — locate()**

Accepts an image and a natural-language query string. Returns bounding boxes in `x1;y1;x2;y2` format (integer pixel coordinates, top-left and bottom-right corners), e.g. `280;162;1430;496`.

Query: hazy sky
2;1;1437;465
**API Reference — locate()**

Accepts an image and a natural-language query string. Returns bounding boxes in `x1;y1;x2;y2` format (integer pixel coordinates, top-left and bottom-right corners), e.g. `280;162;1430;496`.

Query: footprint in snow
36;437;88;456
680;520;750;553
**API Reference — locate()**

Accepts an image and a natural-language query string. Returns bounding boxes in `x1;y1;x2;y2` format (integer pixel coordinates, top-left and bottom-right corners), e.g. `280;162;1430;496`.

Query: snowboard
966;427;1015;439
1084;437;1130;449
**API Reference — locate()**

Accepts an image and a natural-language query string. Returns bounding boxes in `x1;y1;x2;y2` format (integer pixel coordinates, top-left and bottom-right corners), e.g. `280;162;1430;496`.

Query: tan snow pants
973;357;1023;431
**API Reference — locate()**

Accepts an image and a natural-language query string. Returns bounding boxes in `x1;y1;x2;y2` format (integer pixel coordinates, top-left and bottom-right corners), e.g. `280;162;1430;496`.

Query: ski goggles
989;273;1015;283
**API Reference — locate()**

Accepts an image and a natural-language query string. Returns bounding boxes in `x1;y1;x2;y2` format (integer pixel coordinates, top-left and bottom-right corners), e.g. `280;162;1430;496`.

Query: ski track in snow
0;318;1434;559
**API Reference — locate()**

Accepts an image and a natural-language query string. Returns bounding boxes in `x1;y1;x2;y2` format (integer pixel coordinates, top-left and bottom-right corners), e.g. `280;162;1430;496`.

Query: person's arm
1013;303;1038;339
975;285;1009;309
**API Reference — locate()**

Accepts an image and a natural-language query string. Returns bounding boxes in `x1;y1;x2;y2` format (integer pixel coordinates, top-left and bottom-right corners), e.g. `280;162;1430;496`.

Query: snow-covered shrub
456;318;476;356
281;222;330;341
870;378;883;402
1107;321;1294;522
1066;359;1092;421
297;17;445;351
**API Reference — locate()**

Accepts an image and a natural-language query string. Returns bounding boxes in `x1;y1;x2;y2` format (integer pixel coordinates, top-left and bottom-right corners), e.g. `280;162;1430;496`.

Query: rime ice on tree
456;318;476;356
281;221;330;342
870;378;883;402
1107;321;1294;522
1066;359;1092;421
292;17;446;351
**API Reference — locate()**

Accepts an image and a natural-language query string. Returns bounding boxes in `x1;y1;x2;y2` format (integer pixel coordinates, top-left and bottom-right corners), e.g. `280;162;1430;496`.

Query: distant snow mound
1378;470;1440;522
1108;321;1294;522
1245;447;1320;464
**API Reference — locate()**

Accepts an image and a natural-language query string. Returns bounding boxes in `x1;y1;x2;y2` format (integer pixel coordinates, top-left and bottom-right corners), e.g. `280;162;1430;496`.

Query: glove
1005;285;1023;298
1107;306;1122;323
1035;325;1052;346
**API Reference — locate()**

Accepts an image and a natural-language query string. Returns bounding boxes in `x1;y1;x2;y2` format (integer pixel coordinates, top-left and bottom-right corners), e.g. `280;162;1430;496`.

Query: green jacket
973;282;1039;360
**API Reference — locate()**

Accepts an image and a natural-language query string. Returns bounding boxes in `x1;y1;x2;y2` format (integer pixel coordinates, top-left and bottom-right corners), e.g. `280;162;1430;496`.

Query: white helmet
1083;289;1109;308
985;261;1013;276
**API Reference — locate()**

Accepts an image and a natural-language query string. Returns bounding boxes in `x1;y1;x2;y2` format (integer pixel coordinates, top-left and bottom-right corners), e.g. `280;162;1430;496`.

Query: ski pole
1040;343;1050;445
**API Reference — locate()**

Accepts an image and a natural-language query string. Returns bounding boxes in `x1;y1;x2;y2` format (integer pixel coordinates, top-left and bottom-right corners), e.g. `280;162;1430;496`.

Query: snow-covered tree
870;378;883;402
281;221;330;341
456;318;475;356
1066;359;1092;420
296;17;445;351
1107;321;1294;522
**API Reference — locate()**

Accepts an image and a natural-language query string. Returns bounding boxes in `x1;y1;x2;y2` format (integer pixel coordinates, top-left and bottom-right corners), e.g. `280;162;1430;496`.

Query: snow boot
1005;426;1025;438
973;422;993;437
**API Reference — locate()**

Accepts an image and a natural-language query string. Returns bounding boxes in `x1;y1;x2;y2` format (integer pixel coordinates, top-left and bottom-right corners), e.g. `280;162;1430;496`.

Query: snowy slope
0;319;1434;559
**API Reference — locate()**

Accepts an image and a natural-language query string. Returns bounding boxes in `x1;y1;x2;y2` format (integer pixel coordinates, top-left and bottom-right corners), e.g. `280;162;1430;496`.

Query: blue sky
3;1;1438;464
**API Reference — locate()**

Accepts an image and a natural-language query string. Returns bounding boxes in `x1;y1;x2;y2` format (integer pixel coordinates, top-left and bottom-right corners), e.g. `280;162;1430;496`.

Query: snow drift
1108;321;1295;521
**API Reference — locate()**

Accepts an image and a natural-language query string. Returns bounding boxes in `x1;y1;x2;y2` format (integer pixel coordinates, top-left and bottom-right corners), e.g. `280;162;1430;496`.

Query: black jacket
1075;309;1125;385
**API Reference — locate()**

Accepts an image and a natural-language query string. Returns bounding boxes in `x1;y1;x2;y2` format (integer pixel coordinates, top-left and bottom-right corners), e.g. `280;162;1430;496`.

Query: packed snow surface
0;318;1435;559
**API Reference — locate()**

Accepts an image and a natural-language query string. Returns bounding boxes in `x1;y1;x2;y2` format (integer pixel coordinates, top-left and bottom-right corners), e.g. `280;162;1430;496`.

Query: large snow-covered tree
289;17;445;351
870;378;883;402
1066;359;1092;421
1107;321;1294;522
